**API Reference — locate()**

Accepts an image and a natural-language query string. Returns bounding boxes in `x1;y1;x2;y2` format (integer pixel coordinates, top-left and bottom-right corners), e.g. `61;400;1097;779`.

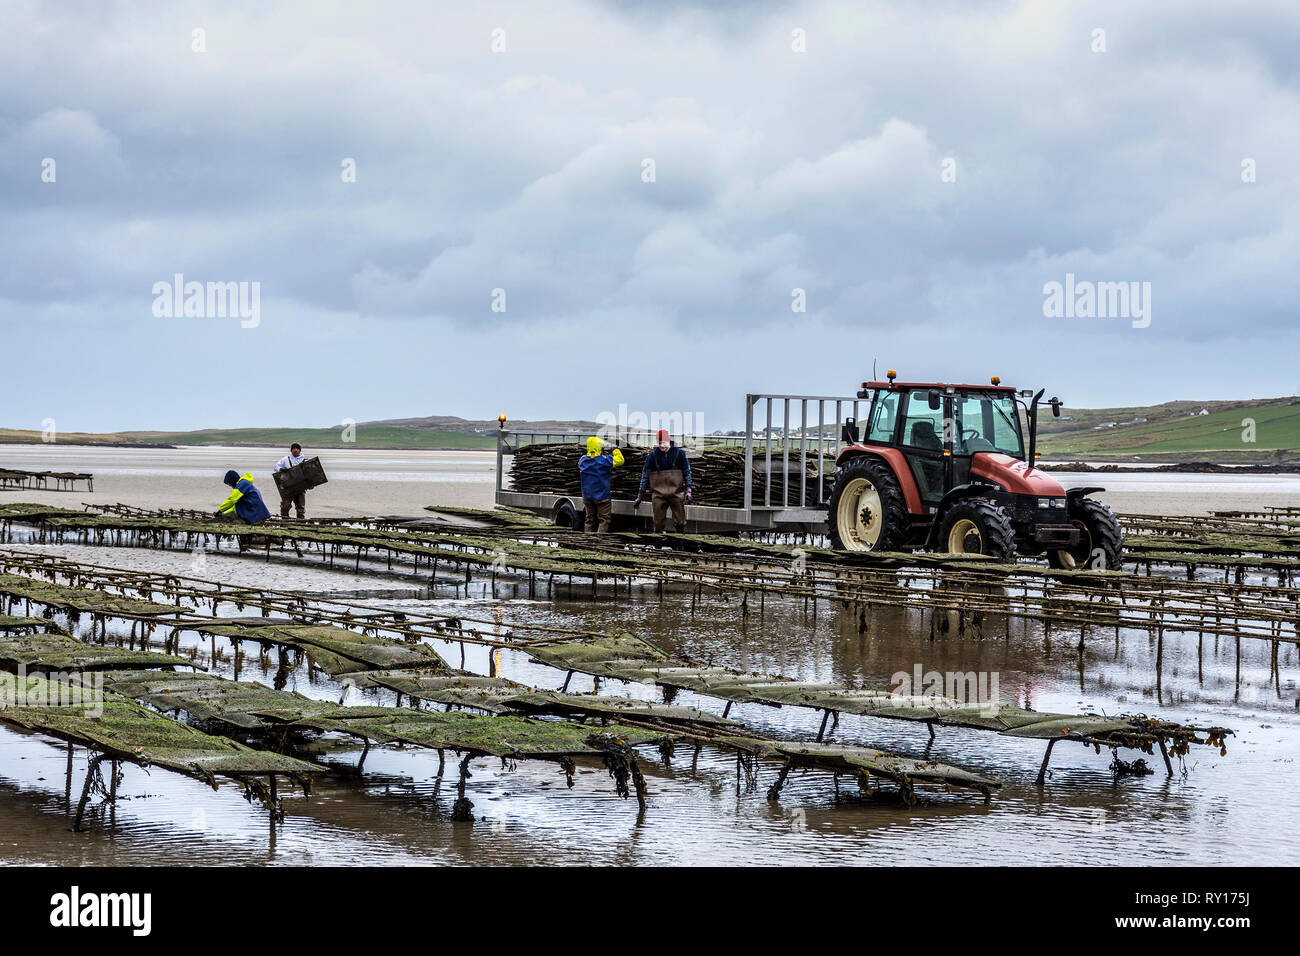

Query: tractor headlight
1041;497;1067;509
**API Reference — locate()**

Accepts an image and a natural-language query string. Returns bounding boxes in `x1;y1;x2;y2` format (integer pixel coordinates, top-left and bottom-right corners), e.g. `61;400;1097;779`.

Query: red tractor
826;372;1122;568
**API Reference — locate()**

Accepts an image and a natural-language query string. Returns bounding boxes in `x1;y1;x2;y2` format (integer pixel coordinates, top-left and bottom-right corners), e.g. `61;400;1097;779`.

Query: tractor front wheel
1047;498;1123;570
939;498;1017;560
826;456;908;552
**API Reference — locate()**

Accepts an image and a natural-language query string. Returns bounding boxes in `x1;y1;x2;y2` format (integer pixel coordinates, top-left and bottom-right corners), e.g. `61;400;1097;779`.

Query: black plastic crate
273;457;328;497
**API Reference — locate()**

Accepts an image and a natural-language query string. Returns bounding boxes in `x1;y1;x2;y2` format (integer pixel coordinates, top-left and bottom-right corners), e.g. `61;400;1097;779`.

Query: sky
2;0;1298;433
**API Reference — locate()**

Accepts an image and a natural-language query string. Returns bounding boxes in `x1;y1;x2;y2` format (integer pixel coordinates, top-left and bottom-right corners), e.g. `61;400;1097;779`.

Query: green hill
1037;397;1300;462
0;424;506;451
5;400;1298;460
0;413;603;451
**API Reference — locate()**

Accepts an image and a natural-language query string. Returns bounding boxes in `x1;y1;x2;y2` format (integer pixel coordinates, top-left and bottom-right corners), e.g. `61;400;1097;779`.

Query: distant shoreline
3;440;1296;473
0;439;494;452
0;439;178;450
1039;460;1300;475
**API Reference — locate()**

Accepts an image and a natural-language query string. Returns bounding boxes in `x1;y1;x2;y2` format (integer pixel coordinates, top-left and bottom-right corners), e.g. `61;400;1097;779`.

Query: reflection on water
1;551;1296;866
1052;468;1300;496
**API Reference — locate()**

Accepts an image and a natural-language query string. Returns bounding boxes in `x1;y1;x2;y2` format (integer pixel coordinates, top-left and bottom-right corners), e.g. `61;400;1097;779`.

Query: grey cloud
1;0;1298;431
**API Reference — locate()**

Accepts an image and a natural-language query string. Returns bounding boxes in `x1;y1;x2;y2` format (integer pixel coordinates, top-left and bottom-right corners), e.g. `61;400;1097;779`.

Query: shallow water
2;447;1298;865
0;535;1296;866
1054;467;1300;501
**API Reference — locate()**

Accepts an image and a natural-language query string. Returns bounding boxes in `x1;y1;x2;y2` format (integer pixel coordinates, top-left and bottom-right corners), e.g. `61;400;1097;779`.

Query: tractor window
956;394;1023;458
867;392;900;442
990;399;1024;456
900;394;945;450
900;392;947;503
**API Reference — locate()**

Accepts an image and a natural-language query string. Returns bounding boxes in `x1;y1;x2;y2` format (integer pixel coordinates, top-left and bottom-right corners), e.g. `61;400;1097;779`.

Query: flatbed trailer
495;393;867;534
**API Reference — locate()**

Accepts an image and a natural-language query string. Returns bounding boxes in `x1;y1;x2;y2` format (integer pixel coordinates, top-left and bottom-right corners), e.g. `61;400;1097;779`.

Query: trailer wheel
555;500;584;531
1047;498;1123;570
939;497;1016;560
826;456;908;552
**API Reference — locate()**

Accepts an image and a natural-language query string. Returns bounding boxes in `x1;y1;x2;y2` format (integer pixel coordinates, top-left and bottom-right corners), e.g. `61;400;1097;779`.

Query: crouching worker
216;470;271;525
635;430;692;533
578;436;624;533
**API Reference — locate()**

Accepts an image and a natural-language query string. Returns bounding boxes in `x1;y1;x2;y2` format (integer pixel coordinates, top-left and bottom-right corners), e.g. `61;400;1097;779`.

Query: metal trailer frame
494;393;868;533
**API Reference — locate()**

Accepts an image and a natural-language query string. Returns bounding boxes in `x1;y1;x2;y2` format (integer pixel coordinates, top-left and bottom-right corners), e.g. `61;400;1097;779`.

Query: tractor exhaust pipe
1024;388;1063;471
1027;388;1045;470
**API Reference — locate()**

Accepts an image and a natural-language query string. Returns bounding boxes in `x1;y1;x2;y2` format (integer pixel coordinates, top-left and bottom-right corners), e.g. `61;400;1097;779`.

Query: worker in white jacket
272;443;307;519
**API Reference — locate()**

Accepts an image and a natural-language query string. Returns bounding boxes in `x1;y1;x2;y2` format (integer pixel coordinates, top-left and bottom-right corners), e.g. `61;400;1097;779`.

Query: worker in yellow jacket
577;437;624;533
216;470;272;524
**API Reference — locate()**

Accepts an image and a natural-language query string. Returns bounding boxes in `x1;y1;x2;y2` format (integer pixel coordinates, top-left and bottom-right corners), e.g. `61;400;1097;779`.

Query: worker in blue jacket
578;436;624;533
216;470;272;524
635;429;693;533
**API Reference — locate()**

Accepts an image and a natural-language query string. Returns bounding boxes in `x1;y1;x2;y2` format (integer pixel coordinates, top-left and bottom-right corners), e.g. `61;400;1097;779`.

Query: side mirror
841;419;860;444
927;390;941;410
1050;397;1062;418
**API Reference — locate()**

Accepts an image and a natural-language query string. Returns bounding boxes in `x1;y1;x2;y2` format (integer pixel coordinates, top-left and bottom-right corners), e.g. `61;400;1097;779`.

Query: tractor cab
855;377;1028;508
827;372;1123;568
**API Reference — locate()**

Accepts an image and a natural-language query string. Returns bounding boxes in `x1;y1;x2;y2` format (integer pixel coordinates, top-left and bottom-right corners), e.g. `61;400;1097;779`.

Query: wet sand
0;444;496;517
4;444;1300;517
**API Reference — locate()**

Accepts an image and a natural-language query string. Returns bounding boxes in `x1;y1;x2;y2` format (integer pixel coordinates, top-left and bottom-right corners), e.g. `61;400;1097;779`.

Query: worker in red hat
635;429;693;533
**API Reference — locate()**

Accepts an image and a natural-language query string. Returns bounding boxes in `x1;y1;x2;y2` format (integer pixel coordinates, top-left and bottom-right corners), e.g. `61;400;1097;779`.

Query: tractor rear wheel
939;497;1016;560
826;456;908;552
1047;497;1123;570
